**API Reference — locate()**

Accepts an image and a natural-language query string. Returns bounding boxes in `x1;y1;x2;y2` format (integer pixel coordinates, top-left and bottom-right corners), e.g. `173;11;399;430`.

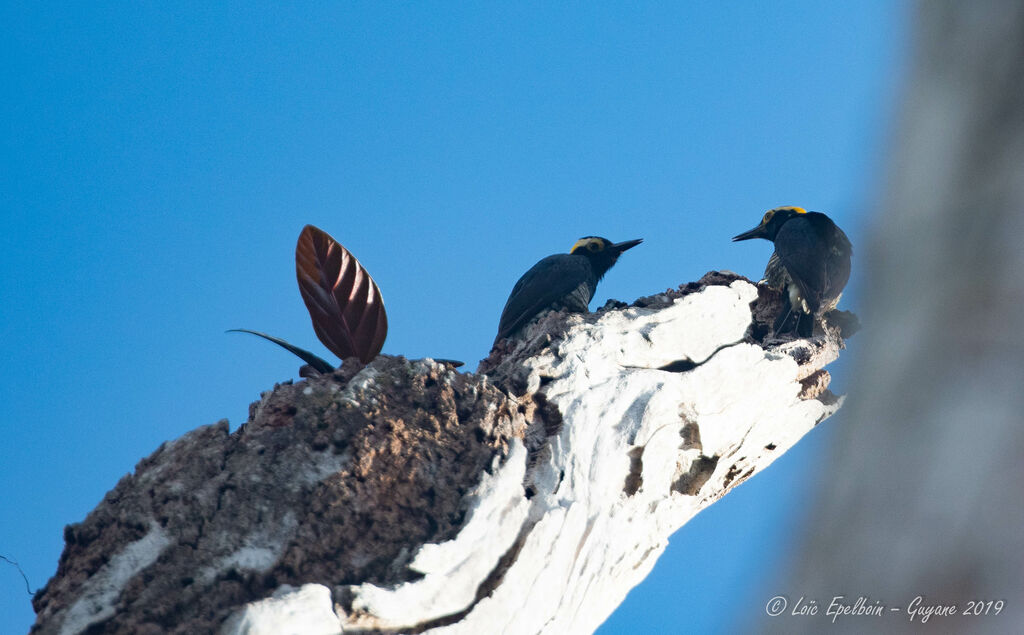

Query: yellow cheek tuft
770;206;807;215
570;238;590;254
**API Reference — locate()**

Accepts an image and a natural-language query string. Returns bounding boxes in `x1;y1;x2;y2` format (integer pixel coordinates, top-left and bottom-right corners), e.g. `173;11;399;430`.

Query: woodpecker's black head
732;206;807;242
569;236;643;280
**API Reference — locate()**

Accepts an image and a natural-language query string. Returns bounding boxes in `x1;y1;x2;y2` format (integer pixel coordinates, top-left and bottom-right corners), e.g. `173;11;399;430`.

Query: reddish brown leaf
295;225;388;364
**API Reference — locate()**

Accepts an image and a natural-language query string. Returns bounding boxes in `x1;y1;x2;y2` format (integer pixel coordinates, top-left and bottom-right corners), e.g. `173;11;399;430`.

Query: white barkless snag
224;279;848;634
29;275;850;634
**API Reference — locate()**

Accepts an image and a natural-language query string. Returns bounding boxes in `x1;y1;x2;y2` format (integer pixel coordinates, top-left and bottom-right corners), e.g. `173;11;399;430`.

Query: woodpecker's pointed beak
732;225;766;242
611;238;643;253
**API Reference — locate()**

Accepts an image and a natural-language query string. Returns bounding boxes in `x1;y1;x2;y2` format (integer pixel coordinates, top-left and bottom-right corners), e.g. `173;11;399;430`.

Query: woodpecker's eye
762;210;775;224
588;242;601;252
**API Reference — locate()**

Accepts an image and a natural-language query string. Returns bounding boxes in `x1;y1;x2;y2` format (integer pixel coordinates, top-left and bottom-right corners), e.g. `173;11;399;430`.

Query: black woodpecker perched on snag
494;236;642;345
733;206;852;337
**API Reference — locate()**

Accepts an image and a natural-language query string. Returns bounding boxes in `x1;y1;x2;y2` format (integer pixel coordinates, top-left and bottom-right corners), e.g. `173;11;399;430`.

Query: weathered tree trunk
31;273;852;634
765;2;1024;633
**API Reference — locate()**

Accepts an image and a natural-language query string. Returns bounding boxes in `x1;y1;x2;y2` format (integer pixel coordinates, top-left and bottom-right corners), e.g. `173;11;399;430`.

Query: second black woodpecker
733;206;852;337
494;236;642;344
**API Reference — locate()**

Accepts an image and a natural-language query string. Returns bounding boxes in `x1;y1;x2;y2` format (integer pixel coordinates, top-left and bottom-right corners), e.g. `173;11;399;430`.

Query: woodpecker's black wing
495;254;593;342
772;216;831;314
773;214;852;314
821;224;853;305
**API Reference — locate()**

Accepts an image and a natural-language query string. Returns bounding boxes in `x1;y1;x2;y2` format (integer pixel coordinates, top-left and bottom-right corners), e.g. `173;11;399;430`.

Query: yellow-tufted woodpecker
494;236;642;344
733;206;852;337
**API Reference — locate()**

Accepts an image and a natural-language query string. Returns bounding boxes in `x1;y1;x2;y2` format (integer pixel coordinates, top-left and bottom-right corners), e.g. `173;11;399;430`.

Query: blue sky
1;3;907;632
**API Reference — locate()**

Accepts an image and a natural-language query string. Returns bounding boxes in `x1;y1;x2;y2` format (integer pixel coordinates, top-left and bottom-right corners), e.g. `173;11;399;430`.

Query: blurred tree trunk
768;2;1024;633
